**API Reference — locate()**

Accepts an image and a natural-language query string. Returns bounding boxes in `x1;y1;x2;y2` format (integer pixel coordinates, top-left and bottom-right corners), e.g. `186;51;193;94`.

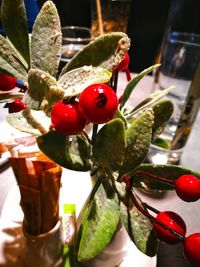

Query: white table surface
0;71;200;234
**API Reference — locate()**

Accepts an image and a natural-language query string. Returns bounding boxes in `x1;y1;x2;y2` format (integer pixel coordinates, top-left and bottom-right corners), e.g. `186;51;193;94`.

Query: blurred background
37;0;172;73
0;0;172;73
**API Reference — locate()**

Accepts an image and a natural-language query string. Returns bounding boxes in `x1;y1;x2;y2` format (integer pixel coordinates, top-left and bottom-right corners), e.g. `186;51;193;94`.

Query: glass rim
150;143;183;153
169;31;200;47
61;26;92;42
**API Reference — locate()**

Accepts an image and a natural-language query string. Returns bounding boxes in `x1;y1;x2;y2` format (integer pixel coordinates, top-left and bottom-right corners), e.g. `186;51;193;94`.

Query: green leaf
131;163;200;191
120;194;158;256
1;0;30;66
113;109;128;128
31;1;62;77
127;86;174;118
93;118;126;171
0;91;24;103
77;179;120;262
58;66;112;98
37;131;92;171
120;64;160;109
6;109;51;136
153;137;170;149
119;109;154;176
60;32;130;75
63;245;80;267
0;35;28;81
23;69;64;114
151;100;174;142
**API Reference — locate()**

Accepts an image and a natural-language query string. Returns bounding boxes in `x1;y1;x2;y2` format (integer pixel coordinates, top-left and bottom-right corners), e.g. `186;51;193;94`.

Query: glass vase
21;220;63;267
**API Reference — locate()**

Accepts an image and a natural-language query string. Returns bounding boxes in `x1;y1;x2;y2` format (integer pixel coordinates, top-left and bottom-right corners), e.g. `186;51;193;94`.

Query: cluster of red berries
151;174;200;266
50;52;131;135
1;72;28;113
154;211;200;266
3;52;130;118
50;83;119;135
50;53;131;135
125;172;200;266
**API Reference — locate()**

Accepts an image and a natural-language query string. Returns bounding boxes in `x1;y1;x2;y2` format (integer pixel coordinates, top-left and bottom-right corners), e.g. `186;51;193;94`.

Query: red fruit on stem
183;233;200;266
175;174;200;202
116;53;130;71
0;73;17;91
153;211;186;244
79;83;118;124
51;99;86;135
6;99;27;113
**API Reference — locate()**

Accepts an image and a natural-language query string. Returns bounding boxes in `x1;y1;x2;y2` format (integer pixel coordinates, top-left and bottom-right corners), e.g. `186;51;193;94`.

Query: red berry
153;211;186;244
175;174;200;202
115;53;130;71
5;99;27;113
51;99;86;135
79;84;118;124
0;73;17;91
183;233;200;266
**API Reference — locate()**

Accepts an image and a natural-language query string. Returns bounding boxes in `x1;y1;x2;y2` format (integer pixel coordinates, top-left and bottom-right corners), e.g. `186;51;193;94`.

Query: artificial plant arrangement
1;0;200;266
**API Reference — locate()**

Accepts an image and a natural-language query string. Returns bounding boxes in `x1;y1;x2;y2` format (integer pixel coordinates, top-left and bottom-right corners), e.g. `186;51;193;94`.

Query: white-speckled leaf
58;66;112;98
37;131;92;171
120;193;158;256
151;100;174;142
132;163;200;191
93;118;126;171
6;109;51;136
61;32;130;76
78;179;120;261
1;0;30;66
23;69;64;114
31;1;62;77
0;35;28;81
119;109;154;175
120;64;160;109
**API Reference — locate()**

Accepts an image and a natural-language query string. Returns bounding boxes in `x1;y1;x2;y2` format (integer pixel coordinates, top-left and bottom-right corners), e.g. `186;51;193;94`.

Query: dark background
2;0;200;74
0;0;172;73
37;0;172;73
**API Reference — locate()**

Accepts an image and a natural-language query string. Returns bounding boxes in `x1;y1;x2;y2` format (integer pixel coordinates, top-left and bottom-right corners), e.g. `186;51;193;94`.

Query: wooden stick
96;0;104;35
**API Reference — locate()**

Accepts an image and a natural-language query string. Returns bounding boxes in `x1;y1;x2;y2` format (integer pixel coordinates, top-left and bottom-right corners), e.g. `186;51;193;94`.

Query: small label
62;204;76;245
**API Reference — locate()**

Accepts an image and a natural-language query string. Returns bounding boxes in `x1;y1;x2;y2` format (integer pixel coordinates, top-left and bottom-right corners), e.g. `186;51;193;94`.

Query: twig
91;124;98;144
113;71;119;92
125;68;131;81
134;170;175;186
96;0;104;35
130;190;185;241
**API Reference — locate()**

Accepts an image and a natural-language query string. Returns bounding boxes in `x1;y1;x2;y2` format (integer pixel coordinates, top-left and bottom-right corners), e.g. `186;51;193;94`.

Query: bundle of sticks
9;141;62;235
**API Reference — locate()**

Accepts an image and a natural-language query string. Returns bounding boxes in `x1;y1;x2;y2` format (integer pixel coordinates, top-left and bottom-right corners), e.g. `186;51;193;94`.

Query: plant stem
81;130;92;144
91;124;98;144
113;71;119;92
134;170;175;186
89;172;104;201
125;68;131;81
118;94;123;104
90;166;100;176
143;202;160;214
117;176;184;241
96;0;104;36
